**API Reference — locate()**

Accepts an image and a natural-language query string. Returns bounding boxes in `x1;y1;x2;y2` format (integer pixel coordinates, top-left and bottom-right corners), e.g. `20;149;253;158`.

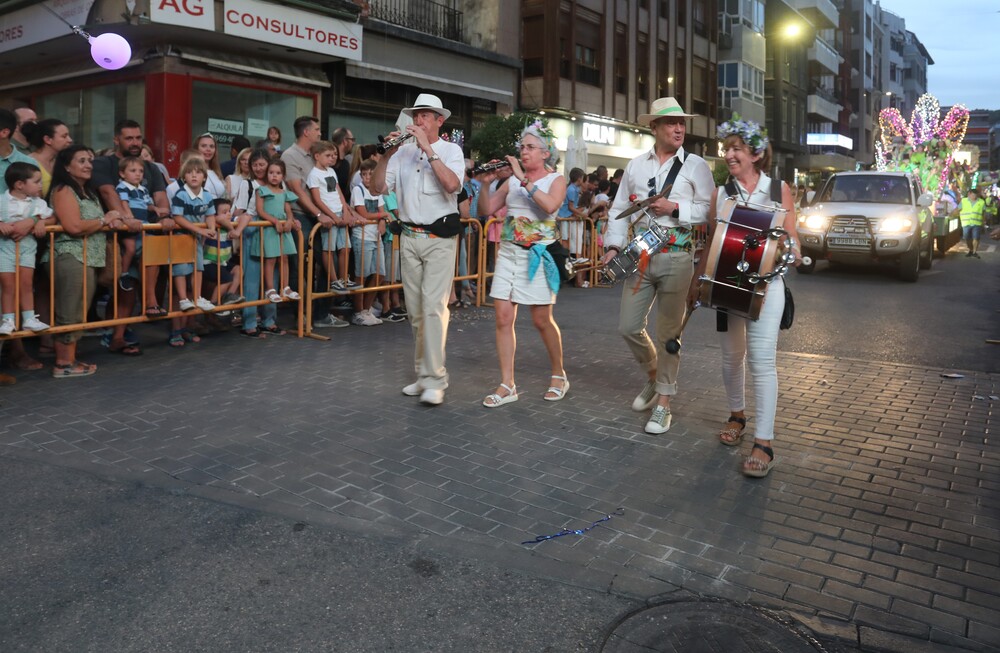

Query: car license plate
828;237;870;246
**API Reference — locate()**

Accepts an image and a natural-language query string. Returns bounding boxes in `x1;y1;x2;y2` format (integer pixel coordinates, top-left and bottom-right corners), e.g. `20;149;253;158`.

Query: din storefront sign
582;122;617;146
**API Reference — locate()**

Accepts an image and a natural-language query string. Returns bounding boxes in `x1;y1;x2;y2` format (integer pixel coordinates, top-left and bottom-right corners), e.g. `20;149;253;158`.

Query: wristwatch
427;154;440;162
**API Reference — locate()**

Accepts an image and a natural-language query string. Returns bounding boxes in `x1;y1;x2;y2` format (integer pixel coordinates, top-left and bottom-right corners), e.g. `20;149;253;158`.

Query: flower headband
518;118;559;166
717;114;769;155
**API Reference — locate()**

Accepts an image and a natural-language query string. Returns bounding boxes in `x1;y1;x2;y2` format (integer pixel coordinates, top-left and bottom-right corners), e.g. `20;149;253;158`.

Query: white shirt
205;170;227;199
1;191;52;223
383;139;464;225
350;184;384;242
307;166;343;215
232;178;262;217
605;146;715;250
714;174;783;214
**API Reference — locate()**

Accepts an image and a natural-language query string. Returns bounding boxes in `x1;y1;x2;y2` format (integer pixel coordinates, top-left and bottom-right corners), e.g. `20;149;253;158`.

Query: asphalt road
677;240;998;372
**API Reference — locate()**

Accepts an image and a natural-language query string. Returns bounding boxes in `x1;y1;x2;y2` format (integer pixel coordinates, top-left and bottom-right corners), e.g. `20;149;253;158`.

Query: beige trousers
400;234;458;390
618;250;694;395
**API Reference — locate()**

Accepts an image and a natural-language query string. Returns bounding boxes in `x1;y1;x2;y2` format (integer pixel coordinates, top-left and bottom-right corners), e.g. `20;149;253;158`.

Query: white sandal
265;288;282;303
483;383;518;408
544;374;570;401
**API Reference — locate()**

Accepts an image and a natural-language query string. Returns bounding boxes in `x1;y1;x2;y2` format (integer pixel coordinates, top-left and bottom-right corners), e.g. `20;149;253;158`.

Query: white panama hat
402;93;451;121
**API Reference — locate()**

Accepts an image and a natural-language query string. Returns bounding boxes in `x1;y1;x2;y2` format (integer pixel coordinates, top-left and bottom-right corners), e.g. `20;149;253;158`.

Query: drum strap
717;177;784;332
659;153;687;197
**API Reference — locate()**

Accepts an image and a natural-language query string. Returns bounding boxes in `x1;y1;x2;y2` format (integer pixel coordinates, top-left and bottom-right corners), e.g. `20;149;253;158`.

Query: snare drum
600;221;671;284
699;199;784;320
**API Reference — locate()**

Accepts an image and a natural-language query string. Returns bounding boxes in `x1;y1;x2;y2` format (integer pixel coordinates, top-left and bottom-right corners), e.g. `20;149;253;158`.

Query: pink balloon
89;33;131;70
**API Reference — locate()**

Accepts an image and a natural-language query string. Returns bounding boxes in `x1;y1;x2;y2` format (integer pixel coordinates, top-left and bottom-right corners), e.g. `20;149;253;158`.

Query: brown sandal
719;416;747;446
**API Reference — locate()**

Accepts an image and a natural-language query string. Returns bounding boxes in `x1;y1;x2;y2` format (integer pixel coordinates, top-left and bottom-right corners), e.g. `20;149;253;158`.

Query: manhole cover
600;599;827;653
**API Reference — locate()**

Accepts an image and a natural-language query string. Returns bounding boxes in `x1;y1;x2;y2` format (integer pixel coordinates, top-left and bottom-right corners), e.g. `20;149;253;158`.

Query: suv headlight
879;216;913;233
799;215;829;230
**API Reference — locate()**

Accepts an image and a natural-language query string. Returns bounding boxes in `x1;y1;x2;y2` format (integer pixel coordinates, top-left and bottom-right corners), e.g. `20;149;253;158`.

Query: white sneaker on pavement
644;406;672;434
631;380;658;412
402;382;423;396
420;387;445;405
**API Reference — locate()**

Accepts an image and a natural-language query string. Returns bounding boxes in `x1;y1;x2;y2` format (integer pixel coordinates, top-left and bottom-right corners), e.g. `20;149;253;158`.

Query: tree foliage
468;112;542;163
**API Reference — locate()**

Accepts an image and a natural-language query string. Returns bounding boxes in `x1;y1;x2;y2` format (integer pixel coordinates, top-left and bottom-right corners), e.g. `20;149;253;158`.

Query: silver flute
471;160;512;175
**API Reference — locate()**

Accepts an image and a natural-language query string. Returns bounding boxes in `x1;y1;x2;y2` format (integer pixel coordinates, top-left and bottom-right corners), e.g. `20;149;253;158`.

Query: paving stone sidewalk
1;286;997;652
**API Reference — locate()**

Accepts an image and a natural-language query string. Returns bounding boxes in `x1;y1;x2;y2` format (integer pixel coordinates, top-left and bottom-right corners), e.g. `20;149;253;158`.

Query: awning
345;61;513;104
176;47;331;88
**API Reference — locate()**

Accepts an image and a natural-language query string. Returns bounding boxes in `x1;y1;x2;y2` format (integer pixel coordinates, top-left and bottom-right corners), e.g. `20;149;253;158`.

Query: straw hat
402;93;452;121
637;97;698;126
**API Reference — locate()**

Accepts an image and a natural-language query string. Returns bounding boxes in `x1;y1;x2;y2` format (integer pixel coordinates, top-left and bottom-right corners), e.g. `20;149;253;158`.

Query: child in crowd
590;179;611;250
202;197;246;315
115;156;157;293
0;162;50;334
267;126;282;153
348;159;387;326
168;157;217;346
256;159;301;304
306;140;357;296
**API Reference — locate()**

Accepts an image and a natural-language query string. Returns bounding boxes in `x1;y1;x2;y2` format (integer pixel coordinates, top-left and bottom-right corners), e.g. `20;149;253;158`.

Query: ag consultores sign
224;0;362;60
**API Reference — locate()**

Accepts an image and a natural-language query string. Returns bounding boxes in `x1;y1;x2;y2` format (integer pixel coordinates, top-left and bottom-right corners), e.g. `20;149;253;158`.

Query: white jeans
719;276;785;441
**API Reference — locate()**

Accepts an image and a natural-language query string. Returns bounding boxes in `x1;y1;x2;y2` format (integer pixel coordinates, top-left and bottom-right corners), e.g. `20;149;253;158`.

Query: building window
675;46;687;109
523;15;544;77
574;17;602;87
637;34;650;101
614;24;628;94
692;56;709;115
677;0;687;28
37;80;145;151
693;0;708;37
657;40;671;97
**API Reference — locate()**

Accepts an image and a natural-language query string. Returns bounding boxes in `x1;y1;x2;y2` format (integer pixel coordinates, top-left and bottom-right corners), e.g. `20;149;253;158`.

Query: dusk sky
875;0;1000;110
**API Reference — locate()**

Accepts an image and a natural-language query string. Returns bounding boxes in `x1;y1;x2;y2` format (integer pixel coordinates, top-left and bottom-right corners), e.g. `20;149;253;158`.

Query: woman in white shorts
476;122;569;408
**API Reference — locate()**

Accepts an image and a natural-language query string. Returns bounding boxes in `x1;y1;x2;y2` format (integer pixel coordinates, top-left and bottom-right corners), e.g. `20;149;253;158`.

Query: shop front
0;0;360;176
542;113;655;176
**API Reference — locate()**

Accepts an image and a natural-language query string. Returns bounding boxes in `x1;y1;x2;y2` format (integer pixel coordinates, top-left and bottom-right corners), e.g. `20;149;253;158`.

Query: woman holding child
476;121;570;407
49;144;142;377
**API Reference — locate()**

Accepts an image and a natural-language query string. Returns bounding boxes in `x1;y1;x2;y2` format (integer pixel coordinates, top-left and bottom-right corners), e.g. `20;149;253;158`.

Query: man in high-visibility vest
960;188;985;258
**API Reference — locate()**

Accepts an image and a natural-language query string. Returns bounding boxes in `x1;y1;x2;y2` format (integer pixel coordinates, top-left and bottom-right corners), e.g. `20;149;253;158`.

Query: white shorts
489;241;556;306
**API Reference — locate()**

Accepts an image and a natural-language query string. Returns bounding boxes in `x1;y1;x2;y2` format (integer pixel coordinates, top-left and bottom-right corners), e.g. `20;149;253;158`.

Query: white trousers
719;276;785;441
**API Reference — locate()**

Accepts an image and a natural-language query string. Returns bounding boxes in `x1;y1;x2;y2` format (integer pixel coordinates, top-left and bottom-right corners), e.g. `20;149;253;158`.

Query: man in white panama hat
601;97;715;434
373;93;465;406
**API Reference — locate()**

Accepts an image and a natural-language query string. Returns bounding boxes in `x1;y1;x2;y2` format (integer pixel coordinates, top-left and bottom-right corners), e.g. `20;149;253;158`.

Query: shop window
191;81;313;151
37;80;144;151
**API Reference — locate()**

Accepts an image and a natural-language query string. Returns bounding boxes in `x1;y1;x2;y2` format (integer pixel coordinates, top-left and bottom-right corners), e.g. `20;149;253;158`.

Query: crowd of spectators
0;107;614;384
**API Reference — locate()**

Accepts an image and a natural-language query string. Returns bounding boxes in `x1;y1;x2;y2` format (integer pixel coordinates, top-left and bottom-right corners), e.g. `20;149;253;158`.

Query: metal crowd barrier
0;221;303;341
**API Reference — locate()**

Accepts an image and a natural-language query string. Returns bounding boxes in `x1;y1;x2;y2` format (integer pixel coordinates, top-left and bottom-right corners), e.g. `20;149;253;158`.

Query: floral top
501;172;561;244
54;190;106;267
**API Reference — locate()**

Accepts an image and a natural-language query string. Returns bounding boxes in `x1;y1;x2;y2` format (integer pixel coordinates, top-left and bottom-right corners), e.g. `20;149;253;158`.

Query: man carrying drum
601;97;715;435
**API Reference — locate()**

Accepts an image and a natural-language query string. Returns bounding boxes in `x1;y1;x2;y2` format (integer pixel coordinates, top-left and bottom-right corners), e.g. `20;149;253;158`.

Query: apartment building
520;0;719;172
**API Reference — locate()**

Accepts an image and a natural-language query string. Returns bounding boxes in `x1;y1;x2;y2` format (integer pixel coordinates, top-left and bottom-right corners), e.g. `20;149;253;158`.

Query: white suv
796;171;934;282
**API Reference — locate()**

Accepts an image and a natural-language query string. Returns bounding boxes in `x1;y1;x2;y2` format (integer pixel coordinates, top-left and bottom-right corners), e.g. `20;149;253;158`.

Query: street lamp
783;23;803;39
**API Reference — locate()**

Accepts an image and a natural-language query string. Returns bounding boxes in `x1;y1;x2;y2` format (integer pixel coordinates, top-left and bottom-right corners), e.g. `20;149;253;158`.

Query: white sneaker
420;387;445;405
370;305;382;318
22;315;49;331
644;406;672;434
313;313;350;329
352;310;380;326
631;380;658;412
195;297;216;311
0;317;14;335
366;310;383;325
402;382;423;396
282;286;301;300
178;298;196;311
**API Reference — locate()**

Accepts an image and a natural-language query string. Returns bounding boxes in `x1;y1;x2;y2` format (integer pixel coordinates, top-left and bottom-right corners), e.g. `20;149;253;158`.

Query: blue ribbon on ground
521;508;625;545
527;243;561;294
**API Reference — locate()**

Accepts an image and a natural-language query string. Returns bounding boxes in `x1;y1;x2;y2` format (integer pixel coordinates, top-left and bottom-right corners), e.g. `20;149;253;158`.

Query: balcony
808;38;841;75
369;0;464;43
808;91;841;123
787;0;838;30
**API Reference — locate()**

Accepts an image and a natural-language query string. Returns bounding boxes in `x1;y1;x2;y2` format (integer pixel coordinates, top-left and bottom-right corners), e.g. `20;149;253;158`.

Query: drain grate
600;598;829;653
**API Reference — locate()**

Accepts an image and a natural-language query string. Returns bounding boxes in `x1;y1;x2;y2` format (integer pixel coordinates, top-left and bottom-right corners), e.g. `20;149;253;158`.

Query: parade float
875;94;971;254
